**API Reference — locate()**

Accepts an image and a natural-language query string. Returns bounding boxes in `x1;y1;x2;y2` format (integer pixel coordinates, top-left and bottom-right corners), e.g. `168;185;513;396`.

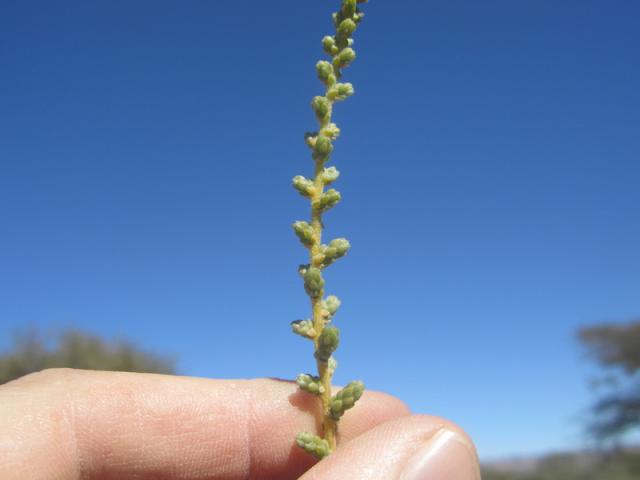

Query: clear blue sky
1;0;639;460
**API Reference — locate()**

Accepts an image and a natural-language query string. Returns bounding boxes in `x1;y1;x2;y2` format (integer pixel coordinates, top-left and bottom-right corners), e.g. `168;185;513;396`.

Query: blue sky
1;0;639;460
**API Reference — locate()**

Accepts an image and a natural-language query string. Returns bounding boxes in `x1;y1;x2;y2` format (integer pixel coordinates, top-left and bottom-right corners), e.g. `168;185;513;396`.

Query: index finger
0;368;409;479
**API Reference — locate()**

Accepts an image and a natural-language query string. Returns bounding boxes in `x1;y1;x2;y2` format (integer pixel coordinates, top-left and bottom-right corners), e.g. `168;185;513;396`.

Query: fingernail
398;428;481;480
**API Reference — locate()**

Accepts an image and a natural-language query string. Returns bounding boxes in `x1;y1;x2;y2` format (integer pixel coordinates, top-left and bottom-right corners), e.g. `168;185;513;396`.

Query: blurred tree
578;321;640;442
481;450;640;480
0;328;176;384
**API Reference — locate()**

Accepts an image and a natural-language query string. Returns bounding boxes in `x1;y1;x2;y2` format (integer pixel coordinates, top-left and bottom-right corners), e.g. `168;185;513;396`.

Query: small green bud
335;48;356;68
304;132;317;149
328;82;354;102
320;123;340;140
296;432;330;460
320;166;340;185
314;189;341;211
325;295;342;316
328;356;338;376
315;325;339;362
341;0;357;17
321;238;351;267
322;36;336;56
337;18;357;38
316;60;335;86
303;266;324;298
313;135;333;162
296;373;326;395
329;380;365;420
311;96;331;122
292;175;315;197
293;221;314;247
291;319;317;339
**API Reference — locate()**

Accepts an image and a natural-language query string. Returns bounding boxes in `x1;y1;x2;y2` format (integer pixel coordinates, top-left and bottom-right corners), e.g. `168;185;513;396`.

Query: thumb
300;415;481;480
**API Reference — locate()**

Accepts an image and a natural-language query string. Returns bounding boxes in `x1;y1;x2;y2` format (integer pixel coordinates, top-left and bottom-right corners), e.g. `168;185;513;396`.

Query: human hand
0;369;480;479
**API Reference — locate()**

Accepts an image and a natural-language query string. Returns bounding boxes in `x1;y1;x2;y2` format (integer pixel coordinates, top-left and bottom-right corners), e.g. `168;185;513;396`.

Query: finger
300;415;481;480
0;368;409;480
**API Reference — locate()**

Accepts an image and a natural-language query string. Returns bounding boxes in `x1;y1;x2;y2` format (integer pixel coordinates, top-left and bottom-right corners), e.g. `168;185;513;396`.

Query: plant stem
310;138;338;451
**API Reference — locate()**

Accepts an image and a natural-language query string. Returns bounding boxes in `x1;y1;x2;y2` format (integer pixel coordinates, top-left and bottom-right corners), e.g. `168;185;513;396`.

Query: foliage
291;0;369;458
482;450;640;480
0;328;175;384
578;321;640;441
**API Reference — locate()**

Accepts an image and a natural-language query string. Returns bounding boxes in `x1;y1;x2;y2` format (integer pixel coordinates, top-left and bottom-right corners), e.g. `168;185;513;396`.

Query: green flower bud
304;132;318;150
322;36;336;56
321;238;351;267
325;295;342;316
315;325;339;362
337;18;357;38
328;82;354;102
296;432;330;460
335;48;356;68
320;166;340;185
313;135;333;162
320;123;340;140
296;373;326;395
291;319;316;339
293;221;314;247
329;380;365;420
292;175;315;197
311;96;331;122
303;266;324;298
316;60;334;85
314;189;341;211
328;356;338;376
341;0;357;17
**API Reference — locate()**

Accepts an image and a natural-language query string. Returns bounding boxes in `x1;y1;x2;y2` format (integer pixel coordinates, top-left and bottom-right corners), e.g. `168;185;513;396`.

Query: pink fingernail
398;428;481;480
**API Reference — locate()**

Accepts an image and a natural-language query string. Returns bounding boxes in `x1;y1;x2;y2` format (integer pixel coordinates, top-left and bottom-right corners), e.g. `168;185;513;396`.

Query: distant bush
578;321;640;442
0;328;175;384
482;450;640;480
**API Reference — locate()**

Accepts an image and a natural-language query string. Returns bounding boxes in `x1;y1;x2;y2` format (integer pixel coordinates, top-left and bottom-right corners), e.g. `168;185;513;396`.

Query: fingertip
300;415;480;480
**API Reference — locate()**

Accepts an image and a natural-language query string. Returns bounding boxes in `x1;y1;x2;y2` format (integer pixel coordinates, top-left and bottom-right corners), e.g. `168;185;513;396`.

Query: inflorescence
291;0;369;460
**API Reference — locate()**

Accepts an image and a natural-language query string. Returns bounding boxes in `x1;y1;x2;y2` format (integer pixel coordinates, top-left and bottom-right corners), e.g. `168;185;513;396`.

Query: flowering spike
315;326;340;362
329;381;365;420
296;374;326;395
291;319;316;339
293;221;315;248
296;432;331;460
293;0;369;459
292;175;315;198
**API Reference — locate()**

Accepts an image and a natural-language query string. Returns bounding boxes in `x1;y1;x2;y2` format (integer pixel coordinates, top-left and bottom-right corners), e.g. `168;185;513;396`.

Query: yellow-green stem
310;148;338;451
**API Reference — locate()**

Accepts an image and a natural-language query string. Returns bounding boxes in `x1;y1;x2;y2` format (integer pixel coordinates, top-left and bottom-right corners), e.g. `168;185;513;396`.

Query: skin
0;369;480;479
